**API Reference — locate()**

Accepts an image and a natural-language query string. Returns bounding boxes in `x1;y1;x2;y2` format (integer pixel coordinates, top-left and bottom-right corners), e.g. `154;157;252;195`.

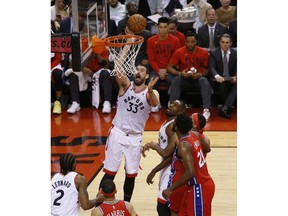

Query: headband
101;189;116;197
191;113;203;134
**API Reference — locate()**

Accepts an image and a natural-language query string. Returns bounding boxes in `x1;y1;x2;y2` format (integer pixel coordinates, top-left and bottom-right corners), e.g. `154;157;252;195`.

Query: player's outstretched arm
75;174;104;210
162;141;195;200
147;78;159;107
146;157;172;185
201;135;211;155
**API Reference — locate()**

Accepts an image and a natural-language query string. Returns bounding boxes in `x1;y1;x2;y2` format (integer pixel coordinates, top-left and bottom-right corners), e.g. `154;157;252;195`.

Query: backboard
71;0;109;69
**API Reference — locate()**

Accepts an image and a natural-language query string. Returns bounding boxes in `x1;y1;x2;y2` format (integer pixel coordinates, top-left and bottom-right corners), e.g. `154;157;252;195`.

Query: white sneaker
151;104;161;113
67;101;80;114
102;101;111;113
203;108;211;121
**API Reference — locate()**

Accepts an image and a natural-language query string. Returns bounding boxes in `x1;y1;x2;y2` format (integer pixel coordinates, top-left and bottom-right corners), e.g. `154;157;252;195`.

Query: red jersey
178;131;215;216
174;30;185;47
51;53;63;70
85;48;109;72
147;34;181;73
97;200;131;216
182;131;212;185
167;144;188;213
169;46;209;74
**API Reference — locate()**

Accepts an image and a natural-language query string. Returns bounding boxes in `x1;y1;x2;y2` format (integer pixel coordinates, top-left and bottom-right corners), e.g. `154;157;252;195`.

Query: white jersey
158;119;174;150
112;82;151;134
158;119;174;202
51;172;80;216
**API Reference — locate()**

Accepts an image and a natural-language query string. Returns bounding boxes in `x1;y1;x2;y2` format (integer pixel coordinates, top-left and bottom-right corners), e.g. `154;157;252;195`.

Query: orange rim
104;34;144;47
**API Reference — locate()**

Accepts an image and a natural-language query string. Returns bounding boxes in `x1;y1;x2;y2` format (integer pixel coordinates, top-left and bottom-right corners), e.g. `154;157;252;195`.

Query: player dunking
98;41;160;202
142;100;186;216
163;113;215;216
51;153;104;216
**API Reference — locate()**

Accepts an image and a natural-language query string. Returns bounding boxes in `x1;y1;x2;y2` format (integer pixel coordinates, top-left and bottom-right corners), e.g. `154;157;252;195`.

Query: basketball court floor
51;106;237;216
51;1;237;215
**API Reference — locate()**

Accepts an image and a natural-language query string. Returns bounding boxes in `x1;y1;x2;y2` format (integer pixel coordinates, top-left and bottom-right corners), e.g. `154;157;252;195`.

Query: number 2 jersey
51;172;80;216
112;82;152;134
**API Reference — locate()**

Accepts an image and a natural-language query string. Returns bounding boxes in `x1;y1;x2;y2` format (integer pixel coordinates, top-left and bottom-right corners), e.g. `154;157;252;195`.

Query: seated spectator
51;0;70;33
51;52;65;114
147;17;181;112
97;4;118;37
167;31;212;121
168;16;185;47
215;0;236;27
197;8;227;49
65;47;117;114
117;1;138;35
187;0;212;31
126;0;163;18
162;0;187;17
209;33;237;119
108;0;126;27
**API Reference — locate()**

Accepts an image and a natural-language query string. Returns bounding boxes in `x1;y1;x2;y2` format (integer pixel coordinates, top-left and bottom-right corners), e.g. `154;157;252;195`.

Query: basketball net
92;35;144;78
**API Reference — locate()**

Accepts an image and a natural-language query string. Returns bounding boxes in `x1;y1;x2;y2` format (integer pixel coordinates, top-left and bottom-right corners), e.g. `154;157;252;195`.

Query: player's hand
141;143;151;157
162;187;173;200
148;77;159;89
95;192;105;206
149;141;158;150
125;26;134;35
146;171;155;185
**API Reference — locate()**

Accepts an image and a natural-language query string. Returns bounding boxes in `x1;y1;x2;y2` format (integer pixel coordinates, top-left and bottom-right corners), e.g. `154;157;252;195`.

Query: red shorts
179;178;215;216
169;184;188;213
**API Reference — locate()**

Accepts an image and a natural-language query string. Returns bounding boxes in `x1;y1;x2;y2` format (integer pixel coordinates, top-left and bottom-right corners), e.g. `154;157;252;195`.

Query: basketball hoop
91;34;144;78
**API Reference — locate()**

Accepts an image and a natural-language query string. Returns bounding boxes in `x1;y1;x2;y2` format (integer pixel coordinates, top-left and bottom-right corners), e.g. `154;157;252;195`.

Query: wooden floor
51;107;237;216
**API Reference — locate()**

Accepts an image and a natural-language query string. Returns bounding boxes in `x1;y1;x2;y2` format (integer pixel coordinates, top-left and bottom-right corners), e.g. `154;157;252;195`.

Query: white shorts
103;126;143;177
158;165;171;203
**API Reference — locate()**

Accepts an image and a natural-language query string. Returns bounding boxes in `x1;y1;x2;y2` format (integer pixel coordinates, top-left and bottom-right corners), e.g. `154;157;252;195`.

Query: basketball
127;14;147;33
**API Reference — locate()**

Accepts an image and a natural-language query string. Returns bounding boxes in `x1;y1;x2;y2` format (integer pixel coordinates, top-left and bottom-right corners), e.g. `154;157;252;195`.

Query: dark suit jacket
109;19;118;36
197;23;227;48
117;15;129;35
228;18;237;47
209;47;237;78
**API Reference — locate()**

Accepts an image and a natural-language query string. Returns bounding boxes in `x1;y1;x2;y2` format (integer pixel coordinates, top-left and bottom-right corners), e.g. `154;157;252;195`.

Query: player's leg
202;179;215;216
157;202;171;216
99;127;124;189
157;166;171;216
123;135;142;202
123;174;135;202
